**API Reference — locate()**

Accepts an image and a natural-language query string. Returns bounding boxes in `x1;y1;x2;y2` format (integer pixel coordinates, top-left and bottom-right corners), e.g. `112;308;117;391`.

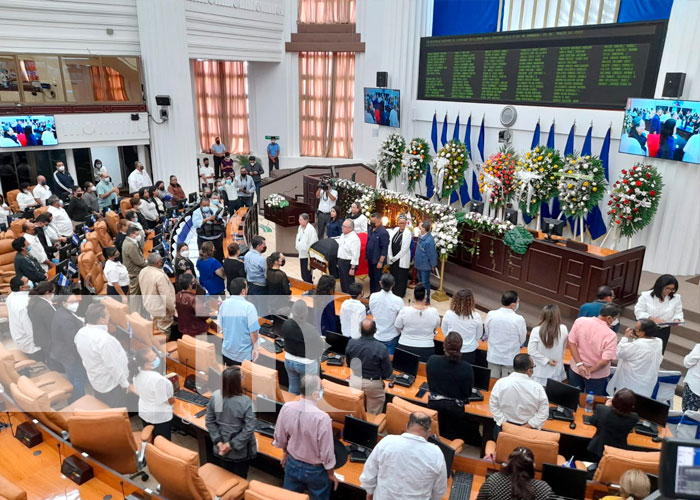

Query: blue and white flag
459;114;472;206
57;273;70;287
67;260;78;276
71;234;80;246
585;126;610;240
427;112;437;198
163;260;175;275
531;119;541;149
471;116;485;202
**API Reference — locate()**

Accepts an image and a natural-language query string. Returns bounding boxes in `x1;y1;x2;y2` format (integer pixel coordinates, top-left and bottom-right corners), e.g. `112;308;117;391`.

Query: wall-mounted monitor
620;98;700;164
0;115;58;148
364;88;400;128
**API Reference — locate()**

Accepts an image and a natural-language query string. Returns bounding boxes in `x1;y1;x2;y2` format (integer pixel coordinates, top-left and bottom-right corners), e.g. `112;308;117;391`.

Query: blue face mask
225;179;232;185
151;357;161;370
203;207;211;213
212;199;219;206
26;245;32;252
27;280;34;289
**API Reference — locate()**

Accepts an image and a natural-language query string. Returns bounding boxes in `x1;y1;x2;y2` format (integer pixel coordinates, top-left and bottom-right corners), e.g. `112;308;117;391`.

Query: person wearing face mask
244;235;268;296
93;159;108;181
210;137;226;179
414;220;437;304
125;208;146;240
174;243;196;278
147;185;165;215
83;181;100;213
221;174;239;212
21;221;53;272
97;172;119;211
246;156;264;205
139;253;177;334
295;213;318;284
7;276;42;362
221;151;234;177
265;251;291;310
168;175;186;202
200;157;216;191
53;161;75;201
27;281;58;370
154;181;171;203
51;289;88;402
175;273;209;336
192;196;225;262
32;175;53;206
114;219;130;256
66;187;92;227
75;303;130;408
484;291;527;379
235;166;255;208
47;195;74;238
606;319;663;398
214;181;229;208
130;348;174;440
267;137;280;172
16;181;40;215
122;224;148;296
137;187;159;229
12;236;47;284
103;247;130;298
567;303;621;395
128;161;152;195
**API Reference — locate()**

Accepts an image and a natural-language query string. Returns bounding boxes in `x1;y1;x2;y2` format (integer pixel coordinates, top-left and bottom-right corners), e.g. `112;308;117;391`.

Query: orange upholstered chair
240;360;295;404
32;205;49;219
0;238;17;293
6;190;21;213
120;197;135;217
0;344;73;403
10;218;26;237
386;396;464;453
592;446;660;485
484;422;571;471
103;296;129;330
95;220;113;248
77;251;107;294
245;481;308;500
128;312;169;352
105;210;120;237
317;378;386;432
0;472;26;500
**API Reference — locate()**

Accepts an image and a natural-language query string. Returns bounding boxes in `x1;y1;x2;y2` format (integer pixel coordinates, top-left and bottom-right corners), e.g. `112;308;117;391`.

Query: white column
64;149;78;183
136;0;198;195
136;145;148;175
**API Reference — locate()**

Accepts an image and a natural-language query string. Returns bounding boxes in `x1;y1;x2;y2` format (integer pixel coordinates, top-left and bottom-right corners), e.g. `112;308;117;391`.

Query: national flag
564;123;575;156
57;273;70;287
469;116;485;203
477;116;485;162
546;122;555;149
452;114;460;141
459;114;472;206
531;119;541;149
440;113;448;147
427;112;437;198
71;234;80;246
67;260;78;276
585;126;610;240
581;124;592;156
163;260;175;275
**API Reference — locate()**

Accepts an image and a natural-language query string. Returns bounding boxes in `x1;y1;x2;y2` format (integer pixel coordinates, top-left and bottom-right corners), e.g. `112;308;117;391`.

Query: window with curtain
193;60;250;154
298;0;356;23
299;52;354;158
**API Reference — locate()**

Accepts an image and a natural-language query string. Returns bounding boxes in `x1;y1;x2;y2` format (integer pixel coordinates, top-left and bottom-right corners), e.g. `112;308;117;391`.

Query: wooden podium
263;195;315;256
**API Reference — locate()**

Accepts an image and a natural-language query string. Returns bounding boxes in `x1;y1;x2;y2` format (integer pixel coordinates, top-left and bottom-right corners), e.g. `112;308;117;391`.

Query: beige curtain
193;60;250;154
298;0;356;23
299;52;354;158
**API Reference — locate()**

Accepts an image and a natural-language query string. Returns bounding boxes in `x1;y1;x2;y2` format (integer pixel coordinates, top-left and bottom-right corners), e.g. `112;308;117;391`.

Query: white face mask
180;250;189;258
57;166;65;172
611;318;620;327
514;301;520;312
66;302;79;313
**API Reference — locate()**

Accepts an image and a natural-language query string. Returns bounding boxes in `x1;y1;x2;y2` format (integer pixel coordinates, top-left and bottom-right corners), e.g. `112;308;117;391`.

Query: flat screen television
0;115;58;148
364;88;400;127
620;98;700;164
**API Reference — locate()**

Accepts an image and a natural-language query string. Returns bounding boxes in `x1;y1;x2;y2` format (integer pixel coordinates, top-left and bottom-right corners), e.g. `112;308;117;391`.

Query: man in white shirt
606;320;663;398
337;219;361;294
315;179;337;238
295;213;318;284
127;161;152;194
369;273;404;354
339;283;367;339
16;182;39;213
360;412;447;500
32;175;52;206
200;157;215;190
489;353;550;439
46;195;74;238
484;290;527;378
74;302;130;407
7;276;42;361
348;202;368;233
22;221;53;272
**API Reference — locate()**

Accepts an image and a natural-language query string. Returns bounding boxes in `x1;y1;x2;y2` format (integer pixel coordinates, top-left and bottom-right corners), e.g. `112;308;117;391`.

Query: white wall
89;146;123;186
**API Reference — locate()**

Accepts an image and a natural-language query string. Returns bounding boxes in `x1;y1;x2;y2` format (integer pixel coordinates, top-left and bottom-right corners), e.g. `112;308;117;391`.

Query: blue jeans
284;359;319;395
283;455;331;500
417;268;431;302
380;337;399;355
65;362;88;403
568;370;609;396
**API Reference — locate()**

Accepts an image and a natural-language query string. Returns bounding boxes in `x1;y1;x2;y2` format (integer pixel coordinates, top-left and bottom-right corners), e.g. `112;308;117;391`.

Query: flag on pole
67;260;78;276
581;124;592;156
471;116;485;202
459;114;472;206
564;123;575;156
163;259;175;275
450;114;462;204
540;121;559;221
427;112;437;198
71;234;80;247
585;126;610;240
441;113;448;147
531;119;541;149
546;121;555;149
477;116;485;162
57;273;70;288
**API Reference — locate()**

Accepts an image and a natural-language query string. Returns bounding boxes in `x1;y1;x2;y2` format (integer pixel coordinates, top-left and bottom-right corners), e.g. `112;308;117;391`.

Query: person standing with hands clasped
634;274;684;324
130;349;174;441
336;219;361;294
315;178;337;239
366;212;389;294
295;213;318;284
414;220;437;304
267;137;280;172
485;291;527;378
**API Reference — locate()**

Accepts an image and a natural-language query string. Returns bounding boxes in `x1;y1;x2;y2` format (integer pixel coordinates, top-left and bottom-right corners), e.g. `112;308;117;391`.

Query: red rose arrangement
607;162;663;237
479;148;519;209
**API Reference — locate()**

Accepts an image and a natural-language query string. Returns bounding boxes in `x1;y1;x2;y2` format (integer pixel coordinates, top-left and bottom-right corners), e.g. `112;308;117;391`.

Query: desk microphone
58;442;63;468
5;412;14;437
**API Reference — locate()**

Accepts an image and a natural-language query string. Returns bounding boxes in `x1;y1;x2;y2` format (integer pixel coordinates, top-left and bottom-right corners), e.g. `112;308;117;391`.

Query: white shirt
484;307;527;366
395;306;440;348
16;191;37;211
104;259;130;286
0;204;10;226
351;214;368;233
387;227;412;269
128;169;152;193
360;433;447;500
32;184;52;205
138;200;159;221
634;290;684;323
133;369;173;424
24;233;48;271
441;310;482;353
317;188;338;213
44;223;61;244
7;291;39;354
48;206;73;237
223;182;238;201
200;165;215;184
369;290;404;342
337;231;361;265
295;223;318;259
527;325;569;385
489;372;550;428
607;337;663;398
684;344;700;396
74;324;129;393
339;299;367;339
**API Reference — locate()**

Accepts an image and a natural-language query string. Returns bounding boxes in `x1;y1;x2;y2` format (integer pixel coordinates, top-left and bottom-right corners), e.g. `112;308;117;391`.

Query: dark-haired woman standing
441;288;483;364
205;366;256;478
634;274;683;324
476;447;552;500
130;348;174;440
527;304;568;386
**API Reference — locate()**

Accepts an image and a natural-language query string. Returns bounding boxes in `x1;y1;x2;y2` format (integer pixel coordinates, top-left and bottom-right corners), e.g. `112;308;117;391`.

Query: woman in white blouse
0;193;11;229
395;284;440;362
130;348;174;440
527;305;569;386
137;187;159;229
441;288;483;364
103;247;130;298
634;274;684;324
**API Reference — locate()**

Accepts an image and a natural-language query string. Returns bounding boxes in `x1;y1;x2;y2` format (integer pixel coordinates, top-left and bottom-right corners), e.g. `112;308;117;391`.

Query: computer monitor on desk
469;365;491;402
254;396;284;424
428;436;455;478
343;415;378;463
325;331;349;355
391;348;420;387
634;393;670;437
545;379;580;421
542;464;588;500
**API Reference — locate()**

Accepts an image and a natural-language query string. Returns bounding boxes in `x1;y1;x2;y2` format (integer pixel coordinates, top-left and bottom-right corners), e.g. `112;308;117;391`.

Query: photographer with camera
315;177;337;239
192;195;226;262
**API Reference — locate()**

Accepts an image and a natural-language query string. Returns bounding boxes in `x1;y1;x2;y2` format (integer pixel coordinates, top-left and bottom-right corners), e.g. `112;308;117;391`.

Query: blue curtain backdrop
432;0;500;36
618;0;673;23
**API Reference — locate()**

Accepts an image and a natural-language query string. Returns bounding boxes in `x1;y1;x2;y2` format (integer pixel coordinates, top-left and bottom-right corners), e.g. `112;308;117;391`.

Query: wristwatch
576;362;584;367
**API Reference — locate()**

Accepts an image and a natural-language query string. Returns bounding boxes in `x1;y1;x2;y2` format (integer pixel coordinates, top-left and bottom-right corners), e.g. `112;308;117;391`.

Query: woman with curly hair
441;288;483;363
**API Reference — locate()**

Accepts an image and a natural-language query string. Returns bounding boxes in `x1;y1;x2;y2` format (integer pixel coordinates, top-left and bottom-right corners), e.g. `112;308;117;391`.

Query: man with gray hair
295;213;318;284
360;411;447;500
139;252;176;334
122;224;147;295
336;218;360;293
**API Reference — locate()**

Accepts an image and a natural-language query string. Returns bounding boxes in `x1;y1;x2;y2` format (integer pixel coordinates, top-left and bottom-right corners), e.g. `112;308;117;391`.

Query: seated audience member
488;354;549;439
568;304;621;395
12;237;47;284
0;193;10;228
587;388;638;462
441;288;482;364
313;274;338;336
16;181;39;214
51;289;87;402
368;273;404;355
600;469;651;500
476;447;552;500
168;175;186;201
360;412;448;500
103;247;130;298
395;283;440;362
47;195;74;237
484;291;527;378
346;318;392;415
282;300;325;395
427;332;475;442
130;348;174;441
74;303;130;407
206;366;256;479
197;241;226;295
139;253;176;334
607;319;663;398
683;342;700;411
527;304;569;386
634;274;684;324
174;242;195;278
176;273;209;337
339;282;366;339
223;242;246;295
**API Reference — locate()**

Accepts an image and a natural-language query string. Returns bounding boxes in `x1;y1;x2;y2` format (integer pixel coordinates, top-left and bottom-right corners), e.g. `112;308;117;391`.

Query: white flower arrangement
264;193;289;209
461;211;516;237
556;154;606;219
376;133;406;182
433;140;468;199
515;146;562;216
401;138;431;192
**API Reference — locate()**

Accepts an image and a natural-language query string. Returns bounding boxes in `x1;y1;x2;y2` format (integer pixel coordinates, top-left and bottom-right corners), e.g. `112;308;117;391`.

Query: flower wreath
515;146;562;217
402;138;431;192
556;154;607;219
264;193;289;209
607;163;663;237
376;133;406;183
479;148;518;209
433;140;468;199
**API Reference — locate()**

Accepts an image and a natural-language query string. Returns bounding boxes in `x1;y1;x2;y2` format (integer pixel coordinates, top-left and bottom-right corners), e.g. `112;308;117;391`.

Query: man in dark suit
650;108;663;134
365;212;389;294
